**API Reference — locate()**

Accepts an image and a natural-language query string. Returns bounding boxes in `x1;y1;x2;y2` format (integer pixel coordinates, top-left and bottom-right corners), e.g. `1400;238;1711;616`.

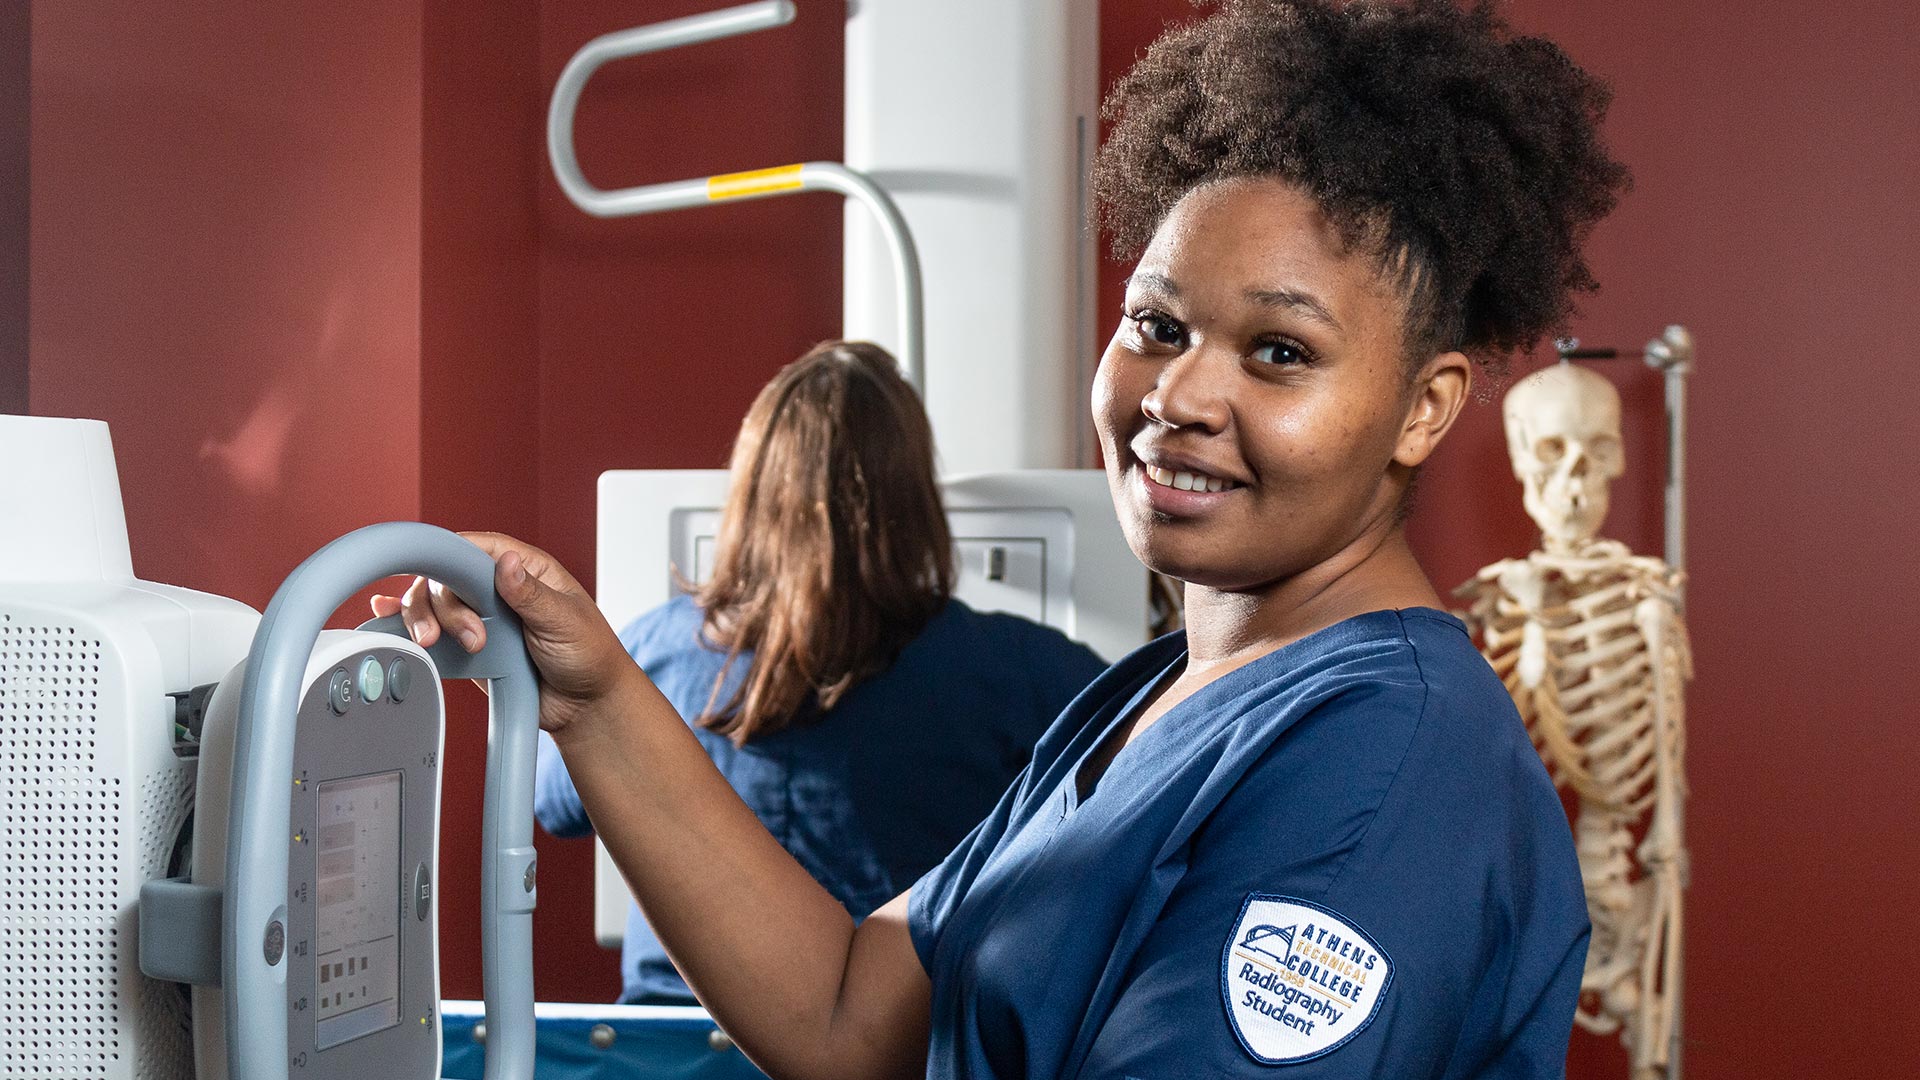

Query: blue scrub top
911;608;1588;1080
536;594;1108;1004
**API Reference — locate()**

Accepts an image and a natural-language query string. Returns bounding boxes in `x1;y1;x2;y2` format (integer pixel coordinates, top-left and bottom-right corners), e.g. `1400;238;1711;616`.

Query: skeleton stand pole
1644;326;1693;608
1642;324;1693;1080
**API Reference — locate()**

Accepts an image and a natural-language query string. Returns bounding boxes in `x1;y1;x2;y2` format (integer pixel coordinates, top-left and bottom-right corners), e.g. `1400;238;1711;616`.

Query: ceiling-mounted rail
546;0;925;392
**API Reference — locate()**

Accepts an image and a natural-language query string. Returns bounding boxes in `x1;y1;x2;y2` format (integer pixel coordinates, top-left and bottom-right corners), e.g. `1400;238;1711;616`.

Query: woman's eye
1128;311;1186;348
1250;340;1314;366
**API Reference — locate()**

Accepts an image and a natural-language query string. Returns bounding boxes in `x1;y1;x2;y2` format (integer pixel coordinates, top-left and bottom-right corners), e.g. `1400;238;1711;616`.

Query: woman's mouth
1143;464;1241;494
1137;461;1244;516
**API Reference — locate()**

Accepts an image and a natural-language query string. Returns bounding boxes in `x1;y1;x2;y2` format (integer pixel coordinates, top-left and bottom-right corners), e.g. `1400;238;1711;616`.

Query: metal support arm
546;0;925;391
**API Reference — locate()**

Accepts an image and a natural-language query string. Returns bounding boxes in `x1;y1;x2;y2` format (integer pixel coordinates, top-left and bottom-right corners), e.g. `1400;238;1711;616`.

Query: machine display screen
313;771;403;1051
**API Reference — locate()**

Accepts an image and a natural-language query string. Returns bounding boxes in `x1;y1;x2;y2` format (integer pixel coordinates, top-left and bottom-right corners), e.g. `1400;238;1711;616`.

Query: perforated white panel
133;767;195;1080
0;609;193;1080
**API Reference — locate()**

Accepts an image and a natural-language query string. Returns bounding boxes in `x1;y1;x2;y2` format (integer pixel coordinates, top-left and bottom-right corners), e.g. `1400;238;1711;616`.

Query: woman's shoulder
918;598;1111;679
1210;609;1566;887
1295;609;1564;827
1386;608;1534;743
1282;608;1512;721
1217;608;1530;794
617;593;720;664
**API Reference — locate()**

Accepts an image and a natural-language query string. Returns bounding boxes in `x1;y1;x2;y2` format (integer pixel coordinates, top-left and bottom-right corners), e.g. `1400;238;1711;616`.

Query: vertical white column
843;0;1100;473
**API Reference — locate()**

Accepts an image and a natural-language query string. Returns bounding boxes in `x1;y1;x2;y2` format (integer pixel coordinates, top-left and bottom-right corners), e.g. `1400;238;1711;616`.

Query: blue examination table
441;1002;771;1080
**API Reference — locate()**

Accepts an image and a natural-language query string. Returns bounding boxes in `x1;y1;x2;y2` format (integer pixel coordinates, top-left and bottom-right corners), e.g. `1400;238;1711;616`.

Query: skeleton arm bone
1631;596;1689;1080
1635;598;1689;869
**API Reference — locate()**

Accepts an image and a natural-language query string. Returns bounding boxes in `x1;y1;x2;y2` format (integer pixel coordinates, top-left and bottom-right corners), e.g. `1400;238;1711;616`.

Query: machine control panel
283;638;444;1078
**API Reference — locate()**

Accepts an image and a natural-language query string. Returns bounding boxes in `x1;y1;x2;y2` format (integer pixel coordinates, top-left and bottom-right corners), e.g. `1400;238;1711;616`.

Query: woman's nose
1141;348;1231;433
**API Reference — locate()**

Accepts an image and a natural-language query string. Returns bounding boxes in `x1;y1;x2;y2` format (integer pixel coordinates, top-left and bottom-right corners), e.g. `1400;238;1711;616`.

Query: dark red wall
23;2;1920;1075
1;0;25;416
29;0;425;603
419;0;548;1003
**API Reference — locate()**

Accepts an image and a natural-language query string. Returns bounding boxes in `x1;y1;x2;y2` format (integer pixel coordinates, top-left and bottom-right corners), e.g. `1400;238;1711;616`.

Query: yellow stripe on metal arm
706;163;805;201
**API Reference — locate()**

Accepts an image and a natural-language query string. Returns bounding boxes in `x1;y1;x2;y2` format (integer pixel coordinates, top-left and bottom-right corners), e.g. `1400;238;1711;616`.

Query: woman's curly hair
1093;0;1629;366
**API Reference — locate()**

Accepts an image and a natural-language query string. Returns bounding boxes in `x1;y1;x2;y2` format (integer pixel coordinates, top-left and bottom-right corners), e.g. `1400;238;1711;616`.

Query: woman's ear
1394;351;1472;468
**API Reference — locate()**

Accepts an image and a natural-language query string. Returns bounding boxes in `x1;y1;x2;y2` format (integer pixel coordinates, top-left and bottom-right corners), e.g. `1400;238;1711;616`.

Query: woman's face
1093;177;1443;592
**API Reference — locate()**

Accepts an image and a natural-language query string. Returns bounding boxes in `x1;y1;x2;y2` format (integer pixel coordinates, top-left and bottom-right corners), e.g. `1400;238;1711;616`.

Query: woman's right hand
378;532;933;1079
370;531;637;736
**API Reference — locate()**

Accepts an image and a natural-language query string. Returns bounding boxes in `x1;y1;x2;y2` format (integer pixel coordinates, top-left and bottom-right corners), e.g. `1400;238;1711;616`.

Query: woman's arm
557;664;931;1079
380;534;931;1080
532;732;592;838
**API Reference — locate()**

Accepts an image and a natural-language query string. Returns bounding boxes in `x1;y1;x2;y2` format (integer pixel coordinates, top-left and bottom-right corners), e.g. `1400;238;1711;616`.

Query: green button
357;656;386;703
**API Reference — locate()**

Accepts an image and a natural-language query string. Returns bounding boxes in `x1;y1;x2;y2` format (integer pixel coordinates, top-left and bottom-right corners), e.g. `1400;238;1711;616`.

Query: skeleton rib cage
1459;542;1691;1080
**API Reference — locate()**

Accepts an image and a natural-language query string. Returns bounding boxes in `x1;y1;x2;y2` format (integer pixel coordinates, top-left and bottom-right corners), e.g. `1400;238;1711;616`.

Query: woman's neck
1180;525;1440;669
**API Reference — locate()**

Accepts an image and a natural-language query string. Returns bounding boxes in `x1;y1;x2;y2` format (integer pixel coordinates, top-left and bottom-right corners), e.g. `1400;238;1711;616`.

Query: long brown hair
693;340;953;744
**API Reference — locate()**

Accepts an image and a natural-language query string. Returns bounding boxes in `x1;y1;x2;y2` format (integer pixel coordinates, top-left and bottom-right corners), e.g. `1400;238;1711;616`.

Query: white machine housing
0;416;260;1079
843;0;1102;473
590;467;1146;945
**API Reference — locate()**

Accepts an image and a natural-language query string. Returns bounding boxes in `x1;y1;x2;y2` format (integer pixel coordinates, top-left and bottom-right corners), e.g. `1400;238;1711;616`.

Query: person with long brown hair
381;2;1624;1074
530;339;1106;1004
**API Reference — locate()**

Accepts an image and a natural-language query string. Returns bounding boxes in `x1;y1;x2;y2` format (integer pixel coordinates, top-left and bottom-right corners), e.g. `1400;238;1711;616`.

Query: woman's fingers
371;534;635;735
392;575;483;653
461;531;587;598
428;578;486;653
372;578;487;655
493;549;556;618
396;576;443;647
366;531;651;736
368;535;584;660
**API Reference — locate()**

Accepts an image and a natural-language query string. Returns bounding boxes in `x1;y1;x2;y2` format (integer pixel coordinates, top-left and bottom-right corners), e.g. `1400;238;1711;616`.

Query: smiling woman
1095;179;1458;602
384;3;1630;1078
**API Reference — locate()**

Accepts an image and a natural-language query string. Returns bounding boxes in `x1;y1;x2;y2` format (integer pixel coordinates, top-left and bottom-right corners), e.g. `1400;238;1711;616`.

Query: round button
264;919;285;965
357;656;386;703
388;657;413;703
327;670;353;715
413;862;431;921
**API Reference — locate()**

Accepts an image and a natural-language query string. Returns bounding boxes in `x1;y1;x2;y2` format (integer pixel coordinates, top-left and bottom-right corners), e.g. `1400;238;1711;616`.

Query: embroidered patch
1220;894;1393;1064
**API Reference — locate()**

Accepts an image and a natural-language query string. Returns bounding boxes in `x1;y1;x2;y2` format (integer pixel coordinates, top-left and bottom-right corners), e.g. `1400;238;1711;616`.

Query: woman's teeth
1144;464;1236;493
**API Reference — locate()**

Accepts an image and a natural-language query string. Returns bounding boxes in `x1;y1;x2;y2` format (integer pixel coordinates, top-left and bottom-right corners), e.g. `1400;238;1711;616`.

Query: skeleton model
1457;362;1692;1080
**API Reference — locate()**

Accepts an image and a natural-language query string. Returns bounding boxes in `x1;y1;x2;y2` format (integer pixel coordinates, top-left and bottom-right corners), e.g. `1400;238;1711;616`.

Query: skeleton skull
1503;364;1624;551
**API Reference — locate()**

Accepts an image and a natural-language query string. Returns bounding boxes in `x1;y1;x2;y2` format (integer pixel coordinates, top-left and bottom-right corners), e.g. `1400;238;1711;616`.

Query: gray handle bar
223;522;539;1080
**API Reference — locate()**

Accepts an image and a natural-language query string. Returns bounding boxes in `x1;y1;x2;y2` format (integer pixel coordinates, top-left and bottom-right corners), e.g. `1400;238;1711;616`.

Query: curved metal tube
222;523;540;1080
793;162;924;389
545;0;925;391
546;1;796;217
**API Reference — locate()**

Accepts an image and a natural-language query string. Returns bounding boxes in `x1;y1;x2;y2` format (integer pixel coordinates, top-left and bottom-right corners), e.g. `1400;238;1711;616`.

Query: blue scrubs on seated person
535;592;1107;1004
911;608;1588;1079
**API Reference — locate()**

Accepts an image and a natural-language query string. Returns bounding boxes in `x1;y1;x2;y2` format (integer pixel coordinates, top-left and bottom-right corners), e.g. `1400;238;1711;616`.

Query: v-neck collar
1066;649;1184;811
